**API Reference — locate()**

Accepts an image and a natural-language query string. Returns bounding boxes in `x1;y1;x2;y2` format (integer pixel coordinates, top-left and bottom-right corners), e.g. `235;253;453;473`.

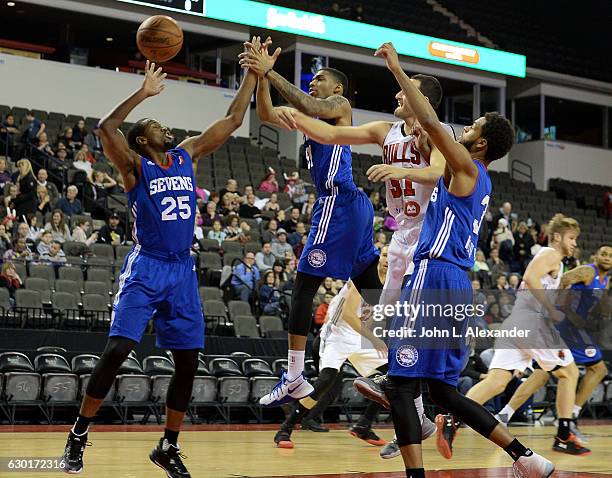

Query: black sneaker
552;433;591;456
149;438;191;477
301;417;329;432
349;423;386;446
353;374;389;409
274;425;294;449
60;431;90;474
435;414;457;459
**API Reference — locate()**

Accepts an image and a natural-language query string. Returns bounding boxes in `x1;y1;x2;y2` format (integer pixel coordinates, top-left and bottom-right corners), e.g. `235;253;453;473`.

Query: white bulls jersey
382;121;455;231
322;282;364;339
514;247;564;315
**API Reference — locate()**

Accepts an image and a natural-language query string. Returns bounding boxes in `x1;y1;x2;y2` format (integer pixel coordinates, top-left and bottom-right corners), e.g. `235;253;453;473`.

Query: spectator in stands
374;231;387;250
494;274;510;292
1;184;17;220
262;218;279;244
79;144;95;164
22;111;45;145
472;279;487;307
472;250;490;273
84;170;116;218
284;171;308;205
256;242;275;272
219;178;241;200
3;237;33;261
288;221;306;247
56;185;83;216
208;191;220;206
0;114;19;157
486;247;508;277
0;224;11;256
271;229;294;262
72;119;87;147
97;212;124;246
313;292;334;333
51;147;71;181
84;126;103;154
36;185;52;216
239;220;252;243
315;276;337;305
0;157;12;187
536;223;548;247
259;168;279;193
59;126;77;150
508;274;521;294
207;219;226;246
193;211;205;242
35;131;55;158
263;192;280;213
223;214;246;243
40;240;67;264
16;221;35;250
36;168;60;205
369;191;384;212
491;218;514;264
301;193;316;221
498;293;513;319
259;270;283;315
243;184;259;201
294;234;307;260
13;159;37;218
275;208;286;224
45;209;71;243
27;215;44;241
493;202;516;229
37;230;53;256
202;201;222;227
513;221;534;272
217;192;239;216
71;149;93;174
457;343;490;398
231;251;260;302
282;207;301;234
0;261;22;298
238;193;262;219
72;218;98;246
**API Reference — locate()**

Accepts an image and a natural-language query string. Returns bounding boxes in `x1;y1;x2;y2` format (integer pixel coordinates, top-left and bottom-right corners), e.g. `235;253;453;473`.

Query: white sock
287;349;305;381
572;404;582;419
414;395;425;423
498;404;515;420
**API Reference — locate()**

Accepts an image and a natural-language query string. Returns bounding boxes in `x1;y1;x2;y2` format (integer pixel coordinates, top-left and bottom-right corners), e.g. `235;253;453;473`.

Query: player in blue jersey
240;38;383;407
369;43;553;478
60;57;257;476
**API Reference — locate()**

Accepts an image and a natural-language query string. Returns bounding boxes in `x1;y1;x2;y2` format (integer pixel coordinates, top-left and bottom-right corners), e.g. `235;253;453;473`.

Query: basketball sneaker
495;413;510;426
422;415;437;440
60;431;90;474
353;374;389;409
569;420;588;444
349;423;386;446
435;414;458;459
274;425;294;449
301;417;329;432
149;438;191;477
379;416;438;459
552;433;591;455
259;371;314;407
512;451;555;478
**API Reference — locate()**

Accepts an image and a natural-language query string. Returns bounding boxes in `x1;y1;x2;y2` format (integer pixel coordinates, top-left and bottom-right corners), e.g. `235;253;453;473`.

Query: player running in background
60;57;257;477
240;38;383;407
370;42;553;478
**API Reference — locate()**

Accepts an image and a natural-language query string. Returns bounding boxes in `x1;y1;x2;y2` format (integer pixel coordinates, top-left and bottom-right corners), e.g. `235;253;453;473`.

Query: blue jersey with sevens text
413;160;491;269
304;135;357;197
127;147;196;255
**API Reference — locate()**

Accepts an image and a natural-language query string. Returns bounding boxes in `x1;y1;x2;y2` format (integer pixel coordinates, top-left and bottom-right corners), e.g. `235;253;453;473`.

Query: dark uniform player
371;43;553;478
240;38;382;407
60;59;257;477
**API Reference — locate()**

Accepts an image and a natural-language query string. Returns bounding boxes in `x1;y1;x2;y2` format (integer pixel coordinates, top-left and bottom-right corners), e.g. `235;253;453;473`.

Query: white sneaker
513;451;555;478
380;438;400;459
259;371;314;407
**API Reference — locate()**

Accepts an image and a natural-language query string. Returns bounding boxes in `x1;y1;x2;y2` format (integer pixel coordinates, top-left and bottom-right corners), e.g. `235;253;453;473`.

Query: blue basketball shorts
557;321;603;365
387;259;473;386
110;245;205;350
298;189;379;280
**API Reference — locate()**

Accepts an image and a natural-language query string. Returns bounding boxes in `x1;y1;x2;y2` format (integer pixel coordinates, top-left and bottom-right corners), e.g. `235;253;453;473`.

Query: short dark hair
320;67;348;96
598;244;612;251
127;118;151;153
412;74;443;109
481;112;515;162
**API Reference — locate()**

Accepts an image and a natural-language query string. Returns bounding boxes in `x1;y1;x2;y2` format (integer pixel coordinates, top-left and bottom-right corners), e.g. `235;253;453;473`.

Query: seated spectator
97;212;124;245
217;192;239;216
239;220;252;242
202;201;222;227
0;157;12;187
72;119;87;147
36;168;60;205
284;171;308;205
219;179;241;200
72;218;98;246
243;184;259;201
605;190;612;219
35;131;55;157
508;274;521;293
472;250;490;273
230;252;260;302
0;224;11;256
275;209;286;224
271;229;294;262
491;218;515;262
315;277;337;305
1;183;17;218
513;221;534;273
194;211;205;241
301;193;316;221
16;221;36;250
58;126;77;150
45;209;72;243
494;274;509;292
0;262;22;297
40;240;67;264
374;231;387;249
288;222;306;247
314;292;334;332
262;218;279;244
71;150;93;174
84;126;103;154
3;237;33;262
498;293;514;319
293;234;307;259
263;193;281;212
255;242;275;272
457;343;491;401
84;170;117;218
27;215;44;241
369;191;384;212
238;193;262;219
223;214;246;243
207;219;226;246
56;185;83;216
36;185;52;216
37;230;54;256
0;114;19;158
472;279;487;306
13;159;37;218
259;270;283;315
259;168;279;193
282;207;301;234
486;247;508;277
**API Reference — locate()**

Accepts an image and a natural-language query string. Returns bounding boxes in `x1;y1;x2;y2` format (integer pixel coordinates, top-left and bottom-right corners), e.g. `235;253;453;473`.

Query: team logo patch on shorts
558;350;566;360
396;345;418;368
308;249;327;268
585;347;597;358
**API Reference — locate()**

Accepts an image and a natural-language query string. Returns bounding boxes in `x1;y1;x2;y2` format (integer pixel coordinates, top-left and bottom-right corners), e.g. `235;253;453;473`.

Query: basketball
136;15;183;63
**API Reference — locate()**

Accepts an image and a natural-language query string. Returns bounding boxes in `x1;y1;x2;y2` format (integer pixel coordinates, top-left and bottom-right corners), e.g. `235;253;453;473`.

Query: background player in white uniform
438;214;590;457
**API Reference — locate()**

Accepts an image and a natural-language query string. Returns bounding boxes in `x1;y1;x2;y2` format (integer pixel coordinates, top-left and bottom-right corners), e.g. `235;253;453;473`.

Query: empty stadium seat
233;316;259;338
228;300;252;319
218;376;250;403
0;352;35;372
143;356;175;376
118;356;144;375
242;358;274;377
79;374;115;401
191;376;218;403
209;358;242;377
34;354;71;374
71;354;100;375
259;316;284;337
272;359;288;376
199;286;222;302
115;374;151;402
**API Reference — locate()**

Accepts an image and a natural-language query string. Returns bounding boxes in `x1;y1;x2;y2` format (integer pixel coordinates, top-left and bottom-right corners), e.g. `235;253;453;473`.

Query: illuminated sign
117;0;205;15
116;0;526;77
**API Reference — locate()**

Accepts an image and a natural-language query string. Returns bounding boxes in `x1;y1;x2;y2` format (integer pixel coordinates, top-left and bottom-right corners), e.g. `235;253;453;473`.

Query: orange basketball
136;15;183;63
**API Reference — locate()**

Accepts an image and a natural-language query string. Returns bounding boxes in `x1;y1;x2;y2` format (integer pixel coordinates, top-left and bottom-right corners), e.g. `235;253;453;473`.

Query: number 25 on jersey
161;195;191;221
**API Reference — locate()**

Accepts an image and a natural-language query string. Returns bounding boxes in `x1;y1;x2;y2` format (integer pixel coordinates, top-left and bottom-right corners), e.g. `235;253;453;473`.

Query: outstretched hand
413;124;432;160
141;60;167;97
374;42;401;73
367;164;408;182
239;35;282;77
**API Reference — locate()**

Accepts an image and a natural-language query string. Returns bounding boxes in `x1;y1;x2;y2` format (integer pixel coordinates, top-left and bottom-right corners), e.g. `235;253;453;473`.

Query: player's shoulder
440;122;457;140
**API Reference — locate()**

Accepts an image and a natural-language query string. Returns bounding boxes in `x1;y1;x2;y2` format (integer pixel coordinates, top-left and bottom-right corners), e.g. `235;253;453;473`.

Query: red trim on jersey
159;152;174;170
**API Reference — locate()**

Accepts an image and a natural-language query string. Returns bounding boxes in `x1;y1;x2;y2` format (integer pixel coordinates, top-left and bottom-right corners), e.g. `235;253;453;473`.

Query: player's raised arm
98;60;164;188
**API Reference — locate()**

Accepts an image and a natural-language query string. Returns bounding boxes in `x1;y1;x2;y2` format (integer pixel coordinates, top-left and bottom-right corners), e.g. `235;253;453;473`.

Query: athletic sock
405;468;425;478
498;404;515;420
164;429;179;446
72;415;91;436
287;349;305;381
414;395;424;423
572;404;582;419
558;418;571;440
504;439;532;461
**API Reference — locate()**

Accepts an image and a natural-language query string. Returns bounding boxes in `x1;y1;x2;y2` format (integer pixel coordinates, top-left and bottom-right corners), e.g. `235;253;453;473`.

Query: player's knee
171;349;199;380
589;360;608;380
100;337;137;369
555;362;579;382
315;367;339;391
426;380;457;406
